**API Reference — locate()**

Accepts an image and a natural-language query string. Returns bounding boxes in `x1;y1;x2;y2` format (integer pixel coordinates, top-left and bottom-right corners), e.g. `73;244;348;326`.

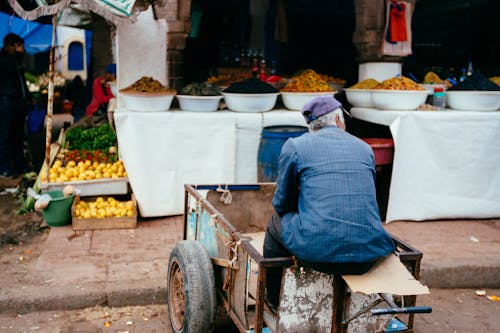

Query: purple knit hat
301;96;342;124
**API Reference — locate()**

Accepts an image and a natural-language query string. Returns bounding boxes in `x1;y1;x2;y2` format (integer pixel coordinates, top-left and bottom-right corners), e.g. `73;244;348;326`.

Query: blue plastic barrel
257;125;308;182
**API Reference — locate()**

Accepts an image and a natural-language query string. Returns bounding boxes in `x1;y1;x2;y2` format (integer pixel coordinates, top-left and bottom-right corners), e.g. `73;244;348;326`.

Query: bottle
251;58;259;78
233;44;240;67
432;87;445;110
269;60;277;75
259;59;267;82
459;68;467;82
466;59;473;77
240;48;247;68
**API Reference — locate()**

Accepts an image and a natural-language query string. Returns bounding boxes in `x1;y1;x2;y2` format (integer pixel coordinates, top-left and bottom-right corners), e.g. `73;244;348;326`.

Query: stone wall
155;0;191;90
91;14;114;79
353;0;417;63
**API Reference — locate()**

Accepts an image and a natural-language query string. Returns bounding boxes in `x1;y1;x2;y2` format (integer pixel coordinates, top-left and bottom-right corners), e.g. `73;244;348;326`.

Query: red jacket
86;76;114;116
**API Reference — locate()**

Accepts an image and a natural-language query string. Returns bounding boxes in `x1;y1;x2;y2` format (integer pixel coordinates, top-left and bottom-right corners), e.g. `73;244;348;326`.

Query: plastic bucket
257;125;308;182
361;138;395;166
42;190;75;227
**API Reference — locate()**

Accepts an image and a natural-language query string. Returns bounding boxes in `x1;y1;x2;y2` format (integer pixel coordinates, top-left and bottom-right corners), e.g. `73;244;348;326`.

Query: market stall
113;109;306;217
351;107;500;222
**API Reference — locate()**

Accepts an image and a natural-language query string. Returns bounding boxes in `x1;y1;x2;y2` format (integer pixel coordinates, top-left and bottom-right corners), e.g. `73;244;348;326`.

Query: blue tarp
0;11;53;54
0;12;92;61
1;11;92;78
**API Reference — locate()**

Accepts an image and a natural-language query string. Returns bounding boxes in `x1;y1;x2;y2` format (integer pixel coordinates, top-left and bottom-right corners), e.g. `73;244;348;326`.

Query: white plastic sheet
351;108;500;222
114;109;305;217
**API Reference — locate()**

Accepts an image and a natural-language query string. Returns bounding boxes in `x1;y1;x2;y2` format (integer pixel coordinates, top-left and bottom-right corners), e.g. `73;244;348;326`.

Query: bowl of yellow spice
344;78;380;108
280;69;335;111
370;76;428;110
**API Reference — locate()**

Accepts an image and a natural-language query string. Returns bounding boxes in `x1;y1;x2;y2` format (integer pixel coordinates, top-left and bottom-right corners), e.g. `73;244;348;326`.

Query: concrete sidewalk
0;216;499;313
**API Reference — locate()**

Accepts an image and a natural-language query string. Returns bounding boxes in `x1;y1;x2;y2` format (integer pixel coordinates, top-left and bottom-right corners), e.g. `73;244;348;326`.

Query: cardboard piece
342;254;429;295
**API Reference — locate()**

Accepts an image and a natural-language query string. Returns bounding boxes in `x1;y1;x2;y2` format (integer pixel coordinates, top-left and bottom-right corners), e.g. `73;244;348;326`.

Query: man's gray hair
308;108;344;131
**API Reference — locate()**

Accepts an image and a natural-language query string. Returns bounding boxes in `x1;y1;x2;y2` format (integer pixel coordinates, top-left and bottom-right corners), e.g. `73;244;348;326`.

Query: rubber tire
167;240;217;333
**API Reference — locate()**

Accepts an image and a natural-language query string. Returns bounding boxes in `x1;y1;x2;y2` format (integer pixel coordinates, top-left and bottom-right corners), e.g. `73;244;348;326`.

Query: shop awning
8;0;138;25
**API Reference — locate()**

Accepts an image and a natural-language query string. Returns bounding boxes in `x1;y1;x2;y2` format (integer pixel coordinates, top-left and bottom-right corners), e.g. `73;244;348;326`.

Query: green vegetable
24;72;39;84
65;124;117;151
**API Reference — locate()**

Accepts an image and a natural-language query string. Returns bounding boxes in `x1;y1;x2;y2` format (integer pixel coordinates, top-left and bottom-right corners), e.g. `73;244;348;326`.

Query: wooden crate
40;178;130;196
71;193;137;230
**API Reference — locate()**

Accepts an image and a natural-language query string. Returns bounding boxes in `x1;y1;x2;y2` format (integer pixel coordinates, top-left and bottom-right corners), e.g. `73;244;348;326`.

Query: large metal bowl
121;91;176;112
176;95;223;112
344;88;374;108
222;92;279;113
446;91;500;111
280;92;335;111
371;90;428;110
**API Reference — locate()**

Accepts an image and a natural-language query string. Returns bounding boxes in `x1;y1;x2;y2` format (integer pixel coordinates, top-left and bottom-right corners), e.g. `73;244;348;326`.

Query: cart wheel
167;240;217;333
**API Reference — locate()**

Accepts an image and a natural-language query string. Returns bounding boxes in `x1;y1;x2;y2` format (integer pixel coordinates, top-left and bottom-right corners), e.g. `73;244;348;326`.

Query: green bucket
42;190;75;227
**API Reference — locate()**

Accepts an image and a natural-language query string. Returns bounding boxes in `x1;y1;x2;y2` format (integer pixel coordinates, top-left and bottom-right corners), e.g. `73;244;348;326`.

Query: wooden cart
166;184;430;333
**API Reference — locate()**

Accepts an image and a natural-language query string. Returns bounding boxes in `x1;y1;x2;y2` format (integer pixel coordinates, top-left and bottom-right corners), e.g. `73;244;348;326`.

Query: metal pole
45;13;57;181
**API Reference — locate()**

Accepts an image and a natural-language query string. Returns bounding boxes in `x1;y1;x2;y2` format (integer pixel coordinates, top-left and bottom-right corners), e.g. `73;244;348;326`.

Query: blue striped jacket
273;126;395;264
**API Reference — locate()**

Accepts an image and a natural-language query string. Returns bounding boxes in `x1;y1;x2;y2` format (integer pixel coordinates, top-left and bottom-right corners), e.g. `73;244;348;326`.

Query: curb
1;263;499;314
0;281;166;314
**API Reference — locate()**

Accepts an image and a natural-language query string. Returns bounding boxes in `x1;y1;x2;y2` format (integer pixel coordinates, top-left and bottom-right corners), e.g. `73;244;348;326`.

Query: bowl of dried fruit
280;69;336;111
176;82;223;112
120;76;176;112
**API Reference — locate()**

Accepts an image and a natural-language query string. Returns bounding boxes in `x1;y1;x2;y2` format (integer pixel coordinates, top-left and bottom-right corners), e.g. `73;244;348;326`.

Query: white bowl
446;91;500;111
371;90;429;110
280;92;335;111
344;88;374;107
121;92;175;112
222;92;279;112
176;95;223;112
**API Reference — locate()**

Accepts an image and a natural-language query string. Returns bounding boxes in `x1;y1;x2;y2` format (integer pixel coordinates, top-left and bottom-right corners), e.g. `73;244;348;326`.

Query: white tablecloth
351;107;500;222
114;109;306;217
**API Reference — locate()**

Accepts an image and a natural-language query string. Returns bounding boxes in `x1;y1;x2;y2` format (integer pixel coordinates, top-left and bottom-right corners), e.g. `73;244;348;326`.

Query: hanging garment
389;0;408;42
381;0;413;57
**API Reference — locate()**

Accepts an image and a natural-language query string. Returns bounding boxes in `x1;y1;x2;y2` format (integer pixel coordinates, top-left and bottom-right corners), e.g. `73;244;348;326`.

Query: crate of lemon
72;194;137;230
40;159;129;196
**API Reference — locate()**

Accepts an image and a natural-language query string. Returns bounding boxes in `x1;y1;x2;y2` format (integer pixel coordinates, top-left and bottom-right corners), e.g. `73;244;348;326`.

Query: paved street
0;184;500;333
0;288;499;332
1;189;499;332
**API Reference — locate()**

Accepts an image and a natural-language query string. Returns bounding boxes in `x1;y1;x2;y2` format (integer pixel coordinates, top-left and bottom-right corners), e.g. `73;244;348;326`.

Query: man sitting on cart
263;96;395;310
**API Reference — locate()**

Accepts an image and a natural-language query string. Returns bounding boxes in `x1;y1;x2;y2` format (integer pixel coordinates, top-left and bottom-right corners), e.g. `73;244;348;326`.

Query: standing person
0;33;29;178
64;75;86;121
85;63;116;117
263;96;395;310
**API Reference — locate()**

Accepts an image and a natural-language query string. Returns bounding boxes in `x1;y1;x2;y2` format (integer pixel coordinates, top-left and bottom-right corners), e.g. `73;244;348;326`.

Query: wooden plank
206;184;276;234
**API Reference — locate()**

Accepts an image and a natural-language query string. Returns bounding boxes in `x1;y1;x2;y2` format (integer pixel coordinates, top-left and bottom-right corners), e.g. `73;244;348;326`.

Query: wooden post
45;14;57;182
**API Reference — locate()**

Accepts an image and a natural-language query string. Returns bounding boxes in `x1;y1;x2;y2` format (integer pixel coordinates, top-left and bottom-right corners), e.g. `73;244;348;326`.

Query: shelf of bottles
218;44;277;79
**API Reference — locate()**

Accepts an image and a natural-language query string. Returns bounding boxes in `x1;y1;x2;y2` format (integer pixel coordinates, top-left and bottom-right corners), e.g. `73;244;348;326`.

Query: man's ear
335;114;346;130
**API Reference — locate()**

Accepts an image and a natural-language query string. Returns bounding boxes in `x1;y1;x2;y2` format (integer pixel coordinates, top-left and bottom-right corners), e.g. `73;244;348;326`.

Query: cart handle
371;306;432;315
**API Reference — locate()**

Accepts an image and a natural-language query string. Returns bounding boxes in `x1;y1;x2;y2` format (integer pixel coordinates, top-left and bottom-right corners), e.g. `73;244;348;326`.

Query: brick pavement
1;215;499;313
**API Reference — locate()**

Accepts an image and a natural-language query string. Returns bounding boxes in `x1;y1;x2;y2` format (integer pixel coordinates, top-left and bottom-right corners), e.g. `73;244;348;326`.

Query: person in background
263;96;395;310
85;63;116;117
64;75;86;122
0;33;29;178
